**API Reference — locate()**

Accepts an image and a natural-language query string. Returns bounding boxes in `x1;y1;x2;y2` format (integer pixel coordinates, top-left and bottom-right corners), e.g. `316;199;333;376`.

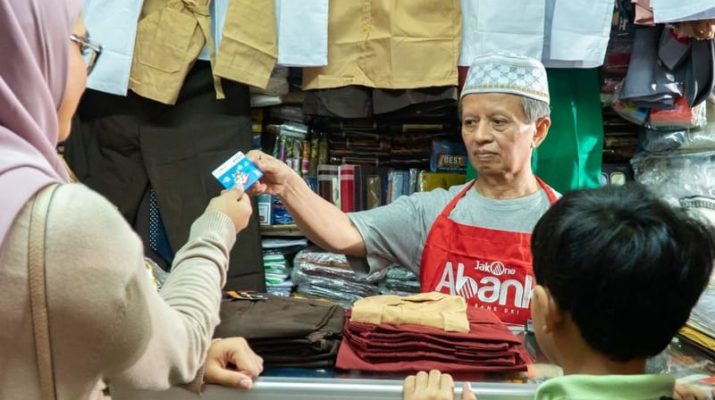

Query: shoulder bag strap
28;184;61;400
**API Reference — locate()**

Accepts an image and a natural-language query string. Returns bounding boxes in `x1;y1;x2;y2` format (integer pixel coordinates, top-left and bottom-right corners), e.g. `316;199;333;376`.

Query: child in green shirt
403;184;715;400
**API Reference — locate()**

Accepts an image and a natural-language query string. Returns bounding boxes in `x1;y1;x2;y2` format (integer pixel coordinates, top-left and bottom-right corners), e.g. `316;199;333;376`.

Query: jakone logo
475;260;515;276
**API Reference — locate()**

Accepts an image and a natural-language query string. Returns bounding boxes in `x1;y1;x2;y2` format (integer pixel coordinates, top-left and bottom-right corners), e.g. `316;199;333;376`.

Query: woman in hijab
0;0;262;398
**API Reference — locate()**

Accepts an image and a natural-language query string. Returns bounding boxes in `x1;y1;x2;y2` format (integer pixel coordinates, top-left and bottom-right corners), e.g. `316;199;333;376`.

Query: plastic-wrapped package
379;266;420;296
144;257;169;290
649;97;708;130
641;128;715;153
641;99;715;152
263;253;291;285
292;260;382;284
292;248;383;307
295;248;351;270
385;266;418;281
612;99;650;126
641;129;689;152
631;150;715;201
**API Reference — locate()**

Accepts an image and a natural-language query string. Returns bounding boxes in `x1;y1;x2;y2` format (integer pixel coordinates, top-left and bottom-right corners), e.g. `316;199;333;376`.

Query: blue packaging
211;151;263;190
430;139;467;172
271;197;294;225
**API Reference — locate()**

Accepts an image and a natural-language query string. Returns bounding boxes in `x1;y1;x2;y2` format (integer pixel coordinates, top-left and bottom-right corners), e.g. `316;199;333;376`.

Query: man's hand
403;370;476;400
204;337;264;390
246;150;300;197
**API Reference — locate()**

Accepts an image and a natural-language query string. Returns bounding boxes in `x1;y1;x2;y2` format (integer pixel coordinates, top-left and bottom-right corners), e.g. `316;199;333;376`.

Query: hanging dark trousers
64;61;265;291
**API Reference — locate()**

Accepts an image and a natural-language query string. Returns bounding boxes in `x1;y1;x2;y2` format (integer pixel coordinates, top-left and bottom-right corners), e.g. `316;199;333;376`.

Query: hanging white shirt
275;0;329;67
459;0;545;66
651;0;715;23
543;0;614;68
459;0;614;69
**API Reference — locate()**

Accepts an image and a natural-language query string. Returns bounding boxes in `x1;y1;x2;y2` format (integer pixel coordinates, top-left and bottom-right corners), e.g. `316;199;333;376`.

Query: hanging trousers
64;61;265;291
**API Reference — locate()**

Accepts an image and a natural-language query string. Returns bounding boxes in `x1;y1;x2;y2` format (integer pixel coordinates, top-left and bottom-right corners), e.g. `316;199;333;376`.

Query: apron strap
437;180;476;218
535;177;559;205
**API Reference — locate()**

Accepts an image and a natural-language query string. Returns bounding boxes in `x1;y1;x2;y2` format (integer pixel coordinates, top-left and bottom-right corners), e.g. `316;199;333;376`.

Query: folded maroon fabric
347;322;519;347
344;329;511;354
336;307;530;373
336;338;529;373
359;349;519;365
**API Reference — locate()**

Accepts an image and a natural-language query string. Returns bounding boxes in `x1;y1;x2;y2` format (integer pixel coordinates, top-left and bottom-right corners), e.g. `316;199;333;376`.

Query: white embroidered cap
461;54;550;104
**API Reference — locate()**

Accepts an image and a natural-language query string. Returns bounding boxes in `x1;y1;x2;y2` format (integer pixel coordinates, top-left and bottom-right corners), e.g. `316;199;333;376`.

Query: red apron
420;178;558;325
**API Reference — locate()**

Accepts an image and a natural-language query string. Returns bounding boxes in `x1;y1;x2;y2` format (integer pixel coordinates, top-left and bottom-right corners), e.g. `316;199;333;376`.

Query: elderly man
249;54;558;325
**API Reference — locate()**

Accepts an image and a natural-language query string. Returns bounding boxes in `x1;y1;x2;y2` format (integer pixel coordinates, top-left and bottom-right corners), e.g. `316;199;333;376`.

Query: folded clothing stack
337;307;530;373
379;266;420;296
263;252;293;297
292;247;383;307
214;295;344;368
679;271;715;359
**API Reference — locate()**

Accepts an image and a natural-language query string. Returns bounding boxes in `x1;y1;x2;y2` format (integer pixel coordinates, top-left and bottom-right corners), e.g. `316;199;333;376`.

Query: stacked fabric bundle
679;266;715;358
214;295;344;368
379;266;421;296
261;238;309;296
336;293;530;373
263;253;293;297
291;247;383;307
614;24;715;157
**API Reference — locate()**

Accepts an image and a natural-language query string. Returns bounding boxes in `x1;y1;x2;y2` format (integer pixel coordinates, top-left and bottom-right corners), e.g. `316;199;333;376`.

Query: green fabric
466;69;604;193
535;374;675;400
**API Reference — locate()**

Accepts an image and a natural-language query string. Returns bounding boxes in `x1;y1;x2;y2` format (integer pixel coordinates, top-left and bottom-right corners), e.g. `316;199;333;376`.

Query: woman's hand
206;185;253;233
204;337;264;390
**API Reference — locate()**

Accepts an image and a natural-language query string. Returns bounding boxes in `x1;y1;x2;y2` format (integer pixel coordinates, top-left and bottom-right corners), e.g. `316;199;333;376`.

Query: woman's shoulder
46;183;142;259
50;183;129;225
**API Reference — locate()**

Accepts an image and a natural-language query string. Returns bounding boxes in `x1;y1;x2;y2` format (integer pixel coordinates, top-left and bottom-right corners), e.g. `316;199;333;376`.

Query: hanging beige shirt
130;0;277;105
302;0;462;90
351;292;470;333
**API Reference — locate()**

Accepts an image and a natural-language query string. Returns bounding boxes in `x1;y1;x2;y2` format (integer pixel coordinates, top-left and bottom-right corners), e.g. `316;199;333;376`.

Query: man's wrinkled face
460;93;537;179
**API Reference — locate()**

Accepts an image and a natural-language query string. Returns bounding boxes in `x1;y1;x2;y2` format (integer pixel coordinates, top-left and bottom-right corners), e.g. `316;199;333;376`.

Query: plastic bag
641;99;715;152
631;150;715;201
641;128;715;153
144;257;169;290
649;97;708;130
292;247;383;307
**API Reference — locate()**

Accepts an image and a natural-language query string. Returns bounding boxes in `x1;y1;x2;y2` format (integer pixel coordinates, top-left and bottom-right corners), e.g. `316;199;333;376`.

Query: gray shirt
348;182;558;275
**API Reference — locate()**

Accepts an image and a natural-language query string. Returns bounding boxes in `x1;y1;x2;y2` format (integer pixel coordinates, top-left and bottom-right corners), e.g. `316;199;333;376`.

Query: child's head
530;184;715;367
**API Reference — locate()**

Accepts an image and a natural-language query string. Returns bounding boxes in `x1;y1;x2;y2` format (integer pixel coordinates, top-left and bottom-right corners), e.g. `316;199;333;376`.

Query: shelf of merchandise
260;224;305;237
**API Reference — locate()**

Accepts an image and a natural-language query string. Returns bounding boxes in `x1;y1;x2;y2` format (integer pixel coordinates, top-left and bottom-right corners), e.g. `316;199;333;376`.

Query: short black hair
532;184;715;362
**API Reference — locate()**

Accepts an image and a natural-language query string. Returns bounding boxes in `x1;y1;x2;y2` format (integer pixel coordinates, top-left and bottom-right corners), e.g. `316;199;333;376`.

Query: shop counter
113;377;538;400
112;333;715;400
